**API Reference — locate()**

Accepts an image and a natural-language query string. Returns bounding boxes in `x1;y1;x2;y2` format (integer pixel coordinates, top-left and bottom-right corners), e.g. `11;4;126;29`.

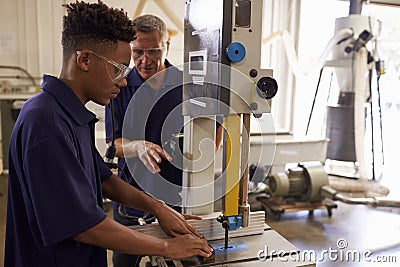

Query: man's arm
102;174;203;238
73;215;212;259
110;137;171;174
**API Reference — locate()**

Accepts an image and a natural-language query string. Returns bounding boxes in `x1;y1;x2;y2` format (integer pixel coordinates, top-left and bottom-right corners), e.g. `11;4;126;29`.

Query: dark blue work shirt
5;75;113;267
105;61;183;217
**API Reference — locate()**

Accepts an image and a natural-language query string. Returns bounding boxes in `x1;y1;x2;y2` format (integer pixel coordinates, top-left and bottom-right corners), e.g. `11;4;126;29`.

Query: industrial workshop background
1;0;400;266
0;0;399;165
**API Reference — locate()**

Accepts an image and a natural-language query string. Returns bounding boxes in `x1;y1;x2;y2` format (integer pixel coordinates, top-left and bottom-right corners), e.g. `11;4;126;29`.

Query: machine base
146;230;315;266
257;196;337;221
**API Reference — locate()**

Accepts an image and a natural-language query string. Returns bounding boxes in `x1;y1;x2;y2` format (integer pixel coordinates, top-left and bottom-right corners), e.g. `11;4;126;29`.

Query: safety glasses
131;47;166;60
76;50;131;83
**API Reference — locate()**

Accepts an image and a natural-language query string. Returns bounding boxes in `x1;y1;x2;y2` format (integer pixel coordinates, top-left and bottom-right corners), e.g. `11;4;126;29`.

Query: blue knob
226;42;246;63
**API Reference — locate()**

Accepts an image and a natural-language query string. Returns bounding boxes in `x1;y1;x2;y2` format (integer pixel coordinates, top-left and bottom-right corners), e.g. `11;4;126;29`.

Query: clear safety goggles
77;50;131;83
131;47;166;60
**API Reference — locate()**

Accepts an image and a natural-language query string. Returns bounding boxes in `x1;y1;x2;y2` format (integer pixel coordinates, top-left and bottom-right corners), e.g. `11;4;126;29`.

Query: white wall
0;0;185;79
0;0;64;80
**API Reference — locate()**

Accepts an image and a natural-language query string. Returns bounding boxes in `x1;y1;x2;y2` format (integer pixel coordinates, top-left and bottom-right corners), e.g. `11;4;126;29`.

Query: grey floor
264;172;400;267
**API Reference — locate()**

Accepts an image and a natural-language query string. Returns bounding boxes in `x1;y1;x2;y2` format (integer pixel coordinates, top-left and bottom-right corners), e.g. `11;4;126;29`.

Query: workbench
130;212;316;266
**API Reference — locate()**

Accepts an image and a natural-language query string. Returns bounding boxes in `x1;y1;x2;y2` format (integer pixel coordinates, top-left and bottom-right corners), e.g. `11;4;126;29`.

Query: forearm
74;217;168;256
74;216;213;260
101;175;208;250
108;138;137;158
102;174;163;215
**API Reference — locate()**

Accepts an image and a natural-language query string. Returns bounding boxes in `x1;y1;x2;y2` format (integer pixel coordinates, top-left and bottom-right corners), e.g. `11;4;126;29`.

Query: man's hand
153;201;203;239
123;140;172;173
164;234;213;259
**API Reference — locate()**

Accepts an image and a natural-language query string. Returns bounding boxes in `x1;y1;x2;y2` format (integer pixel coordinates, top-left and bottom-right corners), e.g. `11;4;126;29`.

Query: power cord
104;99;118;169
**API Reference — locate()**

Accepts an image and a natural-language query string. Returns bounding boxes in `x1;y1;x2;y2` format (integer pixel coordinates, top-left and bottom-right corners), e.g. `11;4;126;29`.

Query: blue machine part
212;241;249;254
227;215;242;231
225;42;246;62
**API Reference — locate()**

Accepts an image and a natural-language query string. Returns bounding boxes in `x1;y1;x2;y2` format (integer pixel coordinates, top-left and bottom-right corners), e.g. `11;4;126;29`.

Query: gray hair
132;14;169;42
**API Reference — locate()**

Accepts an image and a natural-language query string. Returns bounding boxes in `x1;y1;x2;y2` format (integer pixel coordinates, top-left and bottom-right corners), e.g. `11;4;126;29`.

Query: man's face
85;41;131;106
130;31;168;81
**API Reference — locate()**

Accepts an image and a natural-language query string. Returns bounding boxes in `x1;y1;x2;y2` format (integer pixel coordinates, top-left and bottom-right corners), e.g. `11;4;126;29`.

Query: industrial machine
258;161;400;221
306;0;385;180
181;0;277;218
181;0;284;264
0;66;39;172
132;0;314;266
251;0;394;222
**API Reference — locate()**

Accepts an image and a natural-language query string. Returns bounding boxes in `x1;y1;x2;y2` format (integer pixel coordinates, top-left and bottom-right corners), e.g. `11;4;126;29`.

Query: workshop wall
0;0;185;79
0;0;64;79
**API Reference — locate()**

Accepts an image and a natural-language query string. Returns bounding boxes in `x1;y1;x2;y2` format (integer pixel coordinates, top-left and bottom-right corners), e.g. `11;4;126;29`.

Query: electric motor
268;162;329;202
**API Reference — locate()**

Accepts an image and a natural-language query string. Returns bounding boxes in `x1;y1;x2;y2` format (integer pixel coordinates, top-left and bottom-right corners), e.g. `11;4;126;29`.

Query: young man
4;2;212;267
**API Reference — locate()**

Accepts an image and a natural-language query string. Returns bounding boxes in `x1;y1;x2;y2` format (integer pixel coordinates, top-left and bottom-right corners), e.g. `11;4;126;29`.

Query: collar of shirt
127;59;177;88
41;75;98;126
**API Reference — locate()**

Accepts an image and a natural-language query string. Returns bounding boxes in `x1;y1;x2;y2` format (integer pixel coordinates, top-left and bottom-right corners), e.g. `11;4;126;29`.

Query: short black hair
61;1;136;59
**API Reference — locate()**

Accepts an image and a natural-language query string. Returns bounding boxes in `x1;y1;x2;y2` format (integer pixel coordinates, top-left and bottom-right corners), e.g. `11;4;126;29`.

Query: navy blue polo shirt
105;60;183;216
5;75;113;267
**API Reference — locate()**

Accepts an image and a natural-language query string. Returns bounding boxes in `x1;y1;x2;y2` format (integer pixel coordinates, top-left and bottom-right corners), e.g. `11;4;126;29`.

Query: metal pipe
132;0;146;18
0;65;37;86
321;185;400;208
349;0;363;15
154;0;184;33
